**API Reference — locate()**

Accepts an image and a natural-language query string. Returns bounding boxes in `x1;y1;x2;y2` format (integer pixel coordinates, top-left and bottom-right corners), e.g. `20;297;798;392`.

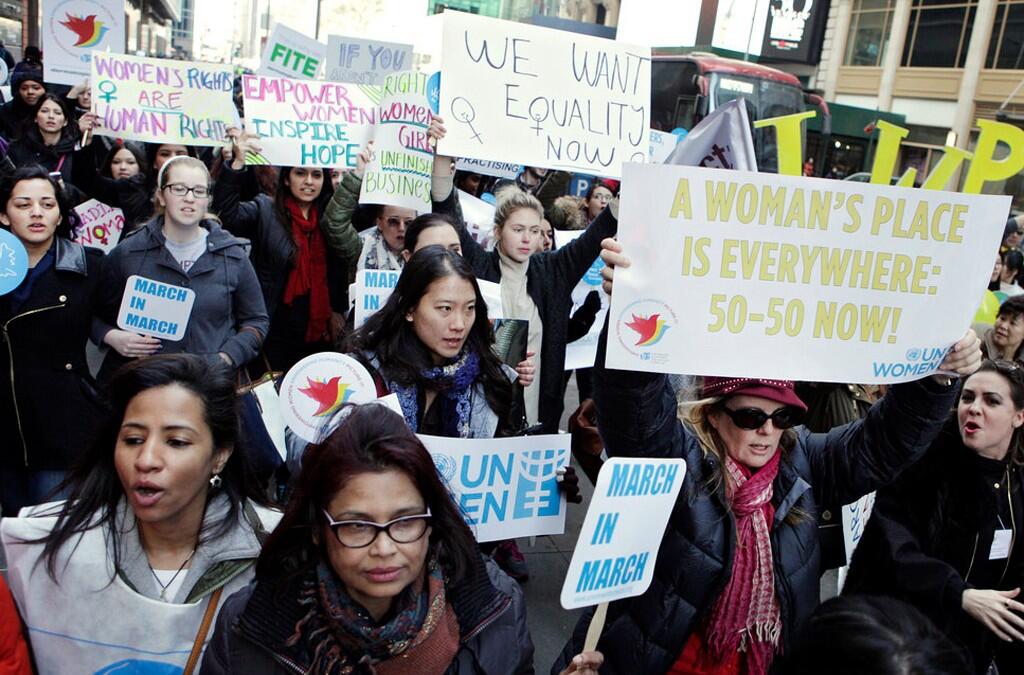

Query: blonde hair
154;156;216;221
493;185;543;230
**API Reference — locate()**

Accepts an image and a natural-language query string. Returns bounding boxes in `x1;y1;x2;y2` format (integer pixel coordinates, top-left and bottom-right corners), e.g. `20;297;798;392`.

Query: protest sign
666;99;758;170
116;275;196;341
419;433;569;542
326;35;414;85
558;229;609;370
280;352;379;442
606;164;1011;383
354;268;400;328
43;0;125;86
242;73;378;168
460;189;497;250
841;492;876;566
91;53;236;147
359;72;434;211
260;23;326;79
0;228;28;295
456;158;522;179
649;129;679;164
436;11;650;178
562;457;686;609
72;199;124;254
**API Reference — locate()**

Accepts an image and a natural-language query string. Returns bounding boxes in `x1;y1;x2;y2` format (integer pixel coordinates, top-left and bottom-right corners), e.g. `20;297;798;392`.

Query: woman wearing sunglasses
843;359;1024;673
552;238;982;675
201;404;602;675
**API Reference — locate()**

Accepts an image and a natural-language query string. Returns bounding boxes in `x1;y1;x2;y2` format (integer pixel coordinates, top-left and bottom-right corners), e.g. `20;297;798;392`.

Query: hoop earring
209;474;222;489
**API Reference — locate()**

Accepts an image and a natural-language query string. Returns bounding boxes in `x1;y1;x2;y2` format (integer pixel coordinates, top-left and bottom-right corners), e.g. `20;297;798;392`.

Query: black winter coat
0;98;32;141
199;559;534;675
552;330;959;674
8;127;78;184
0;239;104;470
436;190;616;434
843;423;1024;672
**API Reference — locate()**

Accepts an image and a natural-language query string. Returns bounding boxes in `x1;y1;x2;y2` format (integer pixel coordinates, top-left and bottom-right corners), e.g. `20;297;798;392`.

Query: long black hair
256;404;482;585
346;246;512;426
100;140;148;181
0;164;74;240
272;166;335;260
24;93;76;143
34;354;266;580
402;212;459;253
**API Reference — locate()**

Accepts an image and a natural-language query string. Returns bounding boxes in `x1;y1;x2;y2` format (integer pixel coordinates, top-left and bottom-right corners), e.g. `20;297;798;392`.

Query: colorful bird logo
59;14;109;48
625;313;671;347
298;376;354;417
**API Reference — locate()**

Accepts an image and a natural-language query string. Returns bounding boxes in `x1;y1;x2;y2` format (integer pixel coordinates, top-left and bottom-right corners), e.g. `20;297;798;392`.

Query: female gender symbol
450;97;482;144
97;80;118;103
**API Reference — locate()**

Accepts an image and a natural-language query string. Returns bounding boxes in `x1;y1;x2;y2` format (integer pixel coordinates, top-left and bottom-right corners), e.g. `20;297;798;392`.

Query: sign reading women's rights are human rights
606;165;1011;384
90;53;237;146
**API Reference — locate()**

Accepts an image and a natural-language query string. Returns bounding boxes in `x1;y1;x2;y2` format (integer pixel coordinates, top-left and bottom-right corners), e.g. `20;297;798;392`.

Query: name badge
990;529;1013;560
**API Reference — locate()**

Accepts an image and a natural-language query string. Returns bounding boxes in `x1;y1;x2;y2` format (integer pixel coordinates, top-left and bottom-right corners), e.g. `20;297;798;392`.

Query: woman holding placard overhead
0;166;105;515
550;238;982;675
213;130;345;373
93;155;269;381
200;403;600;675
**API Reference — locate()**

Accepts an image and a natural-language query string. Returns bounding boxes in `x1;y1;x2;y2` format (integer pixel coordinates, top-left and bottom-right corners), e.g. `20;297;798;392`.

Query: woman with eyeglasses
201;404;601;674
551;238;982;675
212;130;345;373
843;359;1024;673
94;156;269;381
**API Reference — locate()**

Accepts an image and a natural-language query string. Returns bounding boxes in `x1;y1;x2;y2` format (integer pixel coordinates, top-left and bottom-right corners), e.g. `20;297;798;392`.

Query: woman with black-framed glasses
553;237;983;675
94;155;269;381
844;359;1024;673
201;404;599;674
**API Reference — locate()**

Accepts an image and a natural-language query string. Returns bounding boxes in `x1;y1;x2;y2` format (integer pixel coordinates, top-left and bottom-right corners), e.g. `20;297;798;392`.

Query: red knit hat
702;376;807;411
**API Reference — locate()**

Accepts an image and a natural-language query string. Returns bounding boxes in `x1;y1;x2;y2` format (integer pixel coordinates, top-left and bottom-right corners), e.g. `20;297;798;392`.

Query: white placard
437;11;651;178
354;268;401;329
459;189;497;250
561;457;686;609
260;23;326;80
841;492;876;565
605;164;1012;382
456;158;522;179
280;352;380;442
72;199;124;254
649;129;679;164
116;275;195;341
242;73;378;168
325;35;414;85
43;0;125;85
419;433;569;542
558;229;609;370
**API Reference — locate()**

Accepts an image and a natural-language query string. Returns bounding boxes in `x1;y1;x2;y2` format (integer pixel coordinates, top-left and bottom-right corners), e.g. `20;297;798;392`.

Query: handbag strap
183;586;224;675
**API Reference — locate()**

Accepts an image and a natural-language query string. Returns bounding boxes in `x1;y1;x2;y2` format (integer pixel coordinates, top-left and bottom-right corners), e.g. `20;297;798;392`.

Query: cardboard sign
359;72;434;211
72;199;124;254
459;189;497;250
280;352;379;442
649;129;679;164
841;492;876;565
419;433;569;542
0;228;28;296
557;229;609;370
242;73;378;168
561;457;686;609
456;158;522;179
354;268;400;328
42;0;125;85
116;275;195;341
260;23;326;79
326;35;414;85
91;53;236;147
437;11;651;178
606;164;1012;383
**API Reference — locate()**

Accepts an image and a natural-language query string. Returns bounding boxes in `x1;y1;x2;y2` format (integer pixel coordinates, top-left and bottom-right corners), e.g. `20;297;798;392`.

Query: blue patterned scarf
389;350;480;437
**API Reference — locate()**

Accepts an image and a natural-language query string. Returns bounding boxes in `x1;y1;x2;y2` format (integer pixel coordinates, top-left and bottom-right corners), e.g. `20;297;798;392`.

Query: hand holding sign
103;329;161;359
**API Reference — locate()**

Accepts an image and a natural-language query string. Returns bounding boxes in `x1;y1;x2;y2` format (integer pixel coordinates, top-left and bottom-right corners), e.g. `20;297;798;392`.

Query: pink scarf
704;450;783;675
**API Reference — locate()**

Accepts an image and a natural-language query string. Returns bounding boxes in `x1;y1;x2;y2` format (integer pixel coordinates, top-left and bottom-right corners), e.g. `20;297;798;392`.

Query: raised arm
211;131;262;239
546;200;618;289
321;151;366;269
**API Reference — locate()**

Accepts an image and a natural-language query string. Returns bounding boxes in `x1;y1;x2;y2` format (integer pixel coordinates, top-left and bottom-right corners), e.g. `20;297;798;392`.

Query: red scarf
283;197;331;343
703;449;782;675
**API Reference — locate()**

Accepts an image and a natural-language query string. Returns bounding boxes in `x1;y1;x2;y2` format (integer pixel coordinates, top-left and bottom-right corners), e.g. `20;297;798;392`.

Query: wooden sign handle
583;601;608;653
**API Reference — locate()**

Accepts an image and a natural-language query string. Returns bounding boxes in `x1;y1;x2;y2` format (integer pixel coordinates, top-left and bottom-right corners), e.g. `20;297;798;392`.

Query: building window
844;0;897;66
987;0;1024;69
901;0;977;68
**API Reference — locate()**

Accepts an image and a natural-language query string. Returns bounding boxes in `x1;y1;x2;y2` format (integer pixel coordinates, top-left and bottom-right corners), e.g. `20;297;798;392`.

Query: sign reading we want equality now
90;53;237;146
437;11;651;179
606;165;1011;383
242;74;378;168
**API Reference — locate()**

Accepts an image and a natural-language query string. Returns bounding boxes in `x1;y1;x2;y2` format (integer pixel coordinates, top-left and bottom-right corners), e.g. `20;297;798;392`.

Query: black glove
557;465;583;504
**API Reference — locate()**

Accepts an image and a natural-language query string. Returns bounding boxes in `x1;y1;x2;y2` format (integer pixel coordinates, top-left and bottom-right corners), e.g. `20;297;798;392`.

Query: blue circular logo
0;228;29;296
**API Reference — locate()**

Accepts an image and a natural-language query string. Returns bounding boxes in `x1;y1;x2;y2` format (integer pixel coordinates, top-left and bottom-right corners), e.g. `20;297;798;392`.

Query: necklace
148;547;197;602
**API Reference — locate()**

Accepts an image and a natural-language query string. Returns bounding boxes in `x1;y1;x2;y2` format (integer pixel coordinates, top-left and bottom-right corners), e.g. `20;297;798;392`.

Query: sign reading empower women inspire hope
90;53;236;146
606;165;1011;383
437;11;651;178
